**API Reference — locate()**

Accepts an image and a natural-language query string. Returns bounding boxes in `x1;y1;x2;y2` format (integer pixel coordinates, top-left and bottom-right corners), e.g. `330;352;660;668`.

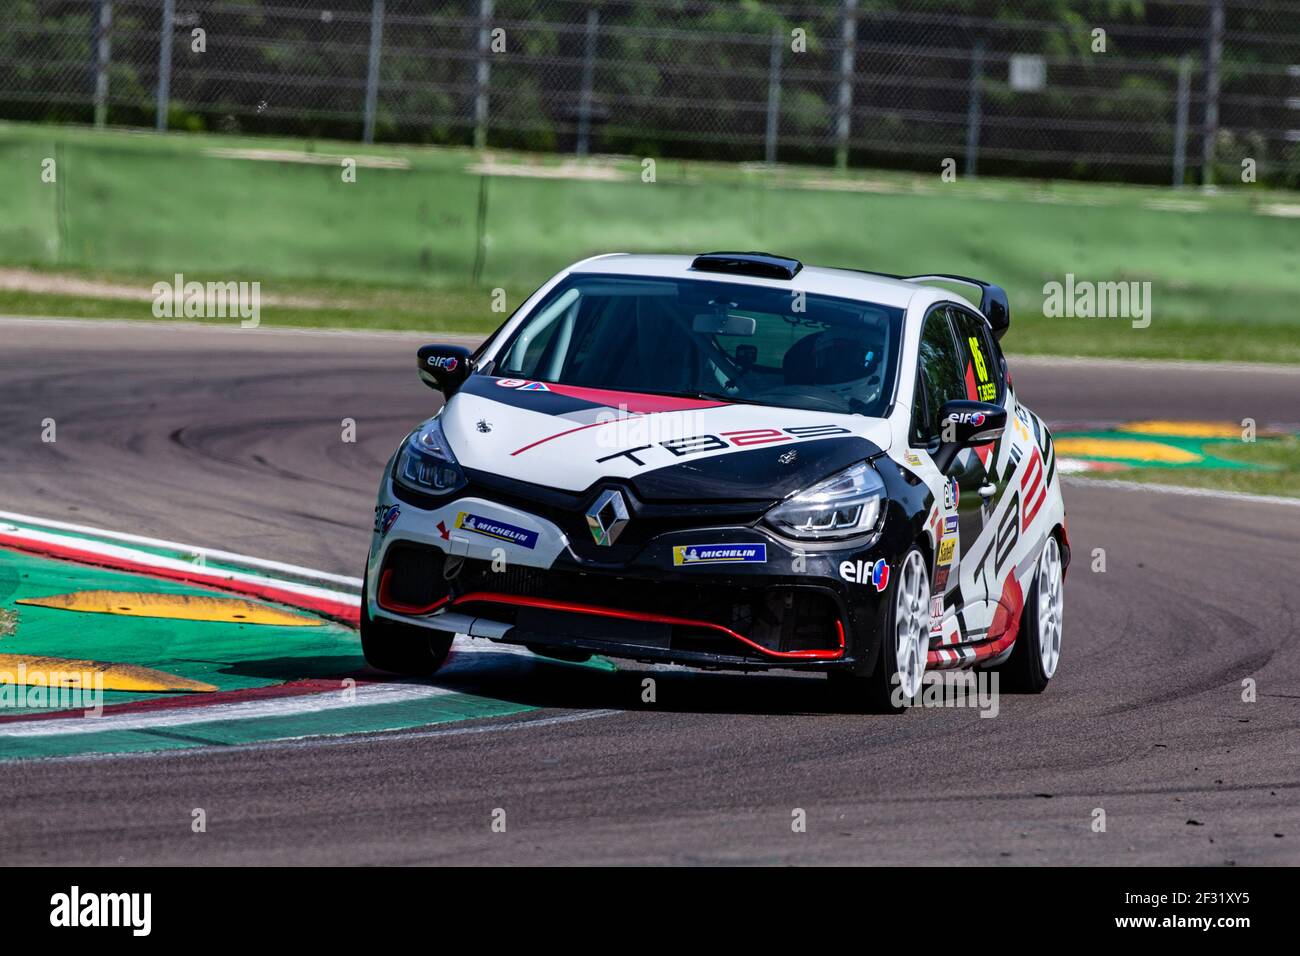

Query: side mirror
417;344;473;396
932;400;1006;474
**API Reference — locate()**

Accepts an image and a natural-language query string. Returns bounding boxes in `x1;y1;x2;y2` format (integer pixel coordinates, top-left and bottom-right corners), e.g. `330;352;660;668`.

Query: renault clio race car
364;252;1068;711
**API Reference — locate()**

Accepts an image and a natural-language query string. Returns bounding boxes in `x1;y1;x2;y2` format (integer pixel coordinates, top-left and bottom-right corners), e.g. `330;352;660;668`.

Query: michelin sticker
672;544;767;566
454;512;539;549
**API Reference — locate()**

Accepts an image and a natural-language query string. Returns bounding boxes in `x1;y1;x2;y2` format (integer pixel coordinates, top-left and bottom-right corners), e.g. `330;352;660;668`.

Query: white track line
0;509;361;589
0;314;464;341
20;709;621;764
0;524;359;607
0;683;457;737
1064;476;1300;508
1009;354;1300;375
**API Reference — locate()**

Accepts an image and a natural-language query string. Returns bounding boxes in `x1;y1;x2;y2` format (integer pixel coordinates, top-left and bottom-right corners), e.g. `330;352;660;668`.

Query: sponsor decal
454;512;539;549
673;543;767;566
929;595;945;634
943;478;960;511
937;538;957;565
943;515;958;534
476;419;492;433
495;378;550;391
594;424;851;468
426;355;459;372
904;451;923;467
945;410;986;426
778;449;799;465
373;504;400;536
840;558;890;592
932;564;951;591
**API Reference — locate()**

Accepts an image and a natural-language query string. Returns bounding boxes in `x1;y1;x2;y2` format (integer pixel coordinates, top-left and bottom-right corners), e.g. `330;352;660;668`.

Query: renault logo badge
586;489;629;546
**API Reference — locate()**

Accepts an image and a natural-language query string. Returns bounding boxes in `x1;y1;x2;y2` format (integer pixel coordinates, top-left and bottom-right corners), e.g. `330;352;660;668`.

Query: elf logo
840;557;890;592
426;355;459;371
944;411;985;426
50;885;151;936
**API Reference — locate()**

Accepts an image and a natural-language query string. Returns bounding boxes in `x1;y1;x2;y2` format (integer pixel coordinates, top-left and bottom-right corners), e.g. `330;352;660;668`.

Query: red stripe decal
448;591;845;661
511;416;636;456
542;383;728;414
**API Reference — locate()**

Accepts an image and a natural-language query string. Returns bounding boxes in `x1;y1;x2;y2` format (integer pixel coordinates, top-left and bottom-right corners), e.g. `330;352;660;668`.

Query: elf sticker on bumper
454;512;539;549
840;558;890;592
673;544;767;566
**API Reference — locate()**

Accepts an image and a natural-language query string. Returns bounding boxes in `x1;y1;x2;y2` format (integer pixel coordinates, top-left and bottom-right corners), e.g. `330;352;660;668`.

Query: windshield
490;274;904;416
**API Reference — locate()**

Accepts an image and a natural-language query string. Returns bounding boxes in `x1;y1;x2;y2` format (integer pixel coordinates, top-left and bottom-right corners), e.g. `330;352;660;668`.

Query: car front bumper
367;474;895;672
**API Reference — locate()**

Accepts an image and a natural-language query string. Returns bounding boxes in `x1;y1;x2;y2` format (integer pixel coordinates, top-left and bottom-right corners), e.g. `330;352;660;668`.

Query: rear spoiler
902;274;1011;341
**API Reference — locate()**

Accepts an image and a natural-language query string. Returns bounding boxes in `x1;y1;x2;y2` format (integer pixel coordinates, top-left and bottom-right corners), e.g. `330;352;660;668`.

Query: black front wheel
360;589;454;677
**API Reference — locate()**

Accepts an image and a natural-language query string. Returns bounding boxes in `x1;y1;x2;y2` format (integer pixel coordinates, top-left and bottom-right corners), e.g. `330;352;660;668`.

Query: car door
947;305;1013;640
909;305;992;639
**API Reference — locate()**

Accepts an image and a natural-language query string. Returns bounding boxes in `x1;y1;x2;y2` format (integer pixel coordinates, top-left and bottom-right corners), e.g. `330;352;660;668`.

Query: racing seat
782;328;881;386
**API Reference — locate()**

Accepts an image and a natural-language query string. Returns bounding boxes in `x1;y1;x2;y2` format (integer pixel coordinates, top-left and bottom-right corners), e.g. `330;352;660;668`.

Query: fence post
834;0;858;170
155;0;174;131
964;40;984;178
474;0;494;150
765;29;782;165
363;0;385;143
93;0;112;128
575;8;598;156
1172;57;1191;187
1201;0;1224;185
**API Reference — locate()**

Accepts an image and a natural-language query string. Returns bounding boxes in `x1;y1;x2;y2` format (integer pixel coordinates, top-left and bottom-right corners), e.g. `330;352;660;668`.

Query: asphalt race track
1;318;1298;865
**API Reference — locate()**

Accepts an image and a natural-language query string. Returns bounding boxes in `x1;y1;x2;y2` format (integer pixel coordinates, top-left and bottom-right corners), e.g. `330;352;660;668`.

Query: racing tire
830;546;930;714
994;533;1064;694
360;589;454;677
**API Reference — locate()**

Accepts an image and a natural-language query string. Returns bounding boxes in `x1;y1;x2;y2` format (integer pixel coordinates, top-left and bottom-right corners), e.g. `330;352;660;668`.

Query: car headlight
394;419;467;496
764;461;885;540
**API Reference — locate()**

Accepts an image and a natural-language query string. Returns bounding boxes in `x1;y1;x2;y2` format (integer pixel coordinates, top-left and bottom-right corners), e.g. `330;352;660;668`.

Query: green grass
0;282;526;335
2;121;1299;360
1077;433;1300;498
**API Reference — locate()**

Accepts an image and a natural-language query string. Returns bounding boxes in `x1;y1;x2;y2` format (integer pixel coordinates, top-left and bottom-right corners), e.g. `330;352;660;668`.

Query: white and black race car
364;252;1068;711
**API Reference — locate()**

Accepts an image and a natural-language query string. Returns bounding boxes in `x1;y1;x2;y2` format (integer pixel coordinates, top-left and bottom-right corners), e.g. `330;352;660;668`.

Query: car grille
378;543;843;659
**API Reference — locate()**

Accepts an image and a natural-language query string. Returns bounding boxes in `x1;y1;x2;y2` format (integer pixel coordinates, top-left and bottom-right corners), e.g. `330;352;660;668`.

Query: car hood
438;376;891;501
